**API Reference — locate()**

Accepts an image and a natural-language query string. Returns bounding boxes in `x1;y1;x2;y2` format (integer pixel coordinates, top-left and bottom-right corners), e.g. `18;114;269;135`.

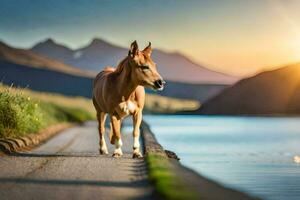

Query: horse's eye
141;65;150;71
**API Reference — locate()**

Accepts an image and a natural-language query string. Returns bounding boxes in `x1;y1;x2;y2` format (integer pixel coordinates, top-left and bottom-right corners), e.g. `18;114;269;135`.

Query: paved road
0;121;152;200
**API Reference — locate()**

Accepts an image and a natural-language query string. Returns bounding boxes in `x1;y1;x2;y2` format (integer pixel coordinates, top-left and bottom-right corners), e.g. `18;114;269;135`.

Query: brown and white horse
92;41;165;158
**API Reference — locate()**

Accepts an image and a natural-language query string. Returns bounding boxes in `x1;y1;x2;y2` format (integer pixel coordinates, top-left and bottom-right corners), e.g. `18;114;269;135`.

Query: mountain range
0;41;93;78
31;38;238;84
0;41;93;97
197;63;300;115
3;38;300;115
0;39;229;101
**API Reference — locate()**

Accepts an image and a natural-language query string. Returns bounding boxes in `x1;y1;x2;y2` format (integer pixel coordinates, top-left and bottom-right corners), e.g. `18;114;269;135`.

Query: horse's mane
114;56;129;74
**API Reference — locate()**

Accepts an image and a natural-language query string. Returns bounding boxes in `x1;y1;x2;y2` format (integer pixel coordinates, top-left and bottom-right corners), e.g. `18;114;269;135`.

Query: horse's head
128;41;165;91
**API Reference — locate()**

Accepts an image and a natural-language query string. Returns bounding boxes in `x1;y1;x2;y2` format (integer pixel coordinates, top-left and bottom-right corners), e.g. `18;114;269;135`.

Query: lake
143;115;300;200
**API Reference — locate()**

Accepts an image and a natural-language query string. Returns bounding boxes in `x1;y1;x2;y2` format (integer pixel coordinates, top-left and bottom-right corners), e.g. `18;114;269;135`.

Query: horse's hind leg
97;112;108;154
132;110;143;158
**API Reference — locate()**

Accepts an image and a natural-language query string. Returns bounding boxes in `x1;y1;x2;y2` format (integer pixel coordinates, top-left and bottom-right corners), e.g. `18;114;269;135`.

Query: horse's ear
128;40;139;58
143;42;152;56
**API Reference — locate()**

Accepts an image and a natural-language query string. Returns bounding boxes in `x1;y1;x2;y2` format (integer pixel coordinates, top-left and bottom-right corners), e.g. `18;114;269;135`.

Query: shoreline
150;113;300;118
141;120;260;200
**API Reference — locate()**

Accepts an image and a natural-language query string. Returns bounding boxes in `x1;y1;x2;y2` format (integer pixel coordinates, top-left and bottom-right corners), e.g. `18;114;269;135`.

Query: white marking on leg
114;138;123;156
115;138;123;148
133;136;140;149
133;136;142;158
100;135;108;154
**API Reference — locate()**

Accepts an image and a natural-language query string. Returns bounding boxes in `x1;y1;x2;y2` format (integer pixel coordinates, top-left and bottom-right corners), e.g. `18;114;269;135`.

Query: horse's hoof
99;149;108;155
112;153;122;158
132;152;143;159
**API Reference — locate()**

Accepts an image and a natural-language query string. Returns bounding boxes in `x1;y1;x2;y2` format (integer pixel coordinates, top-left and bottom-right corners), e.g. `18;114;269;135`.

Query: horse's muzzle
154;79;166;91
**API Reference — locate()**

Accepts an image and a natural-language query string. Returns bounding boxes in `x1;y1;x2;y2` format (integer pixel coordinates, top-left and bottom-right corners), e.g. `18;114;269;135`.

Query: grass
145;94;200;114
147;153;199;200
0;83;200;138
0;84;200;115
0;84;94;138
0;84;95;115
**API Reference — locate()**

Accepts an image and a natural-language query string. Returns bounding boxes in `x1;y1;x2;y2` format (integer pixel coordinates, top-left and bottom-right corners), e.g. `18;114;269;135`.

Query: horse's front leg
110;115;123;158
97;112;108;154
132;110;143;158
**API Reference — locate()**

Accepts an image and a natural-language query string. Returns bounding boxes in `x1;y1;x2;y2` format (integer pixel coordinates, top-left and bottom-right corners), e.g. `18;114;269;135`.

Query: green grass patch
147;154;199;200
0;88;93;138
145;94;200;114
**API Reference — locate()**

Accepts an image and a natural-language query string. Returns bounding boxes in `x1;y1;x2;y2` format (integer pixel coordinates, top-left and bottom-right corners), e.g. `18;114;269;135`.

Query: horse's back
93;67;115;86
93;67;116;112
93;66;145;114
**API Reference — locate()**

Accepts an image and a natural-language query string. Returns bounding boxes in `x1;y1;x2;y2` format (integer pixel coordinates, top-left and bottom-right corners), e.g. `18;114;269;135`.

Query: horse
92;41;165;158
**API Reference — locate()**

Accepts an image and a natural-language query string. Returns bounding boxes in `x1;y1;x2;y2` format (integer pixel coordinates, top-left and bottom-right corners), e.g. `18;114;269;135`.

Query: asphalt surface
0;121;152;200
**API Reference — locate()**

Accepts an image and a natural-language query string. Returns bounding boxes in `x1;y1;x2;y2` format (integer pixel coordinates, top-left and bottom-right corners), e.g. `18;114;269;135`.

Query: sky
1;0;300;77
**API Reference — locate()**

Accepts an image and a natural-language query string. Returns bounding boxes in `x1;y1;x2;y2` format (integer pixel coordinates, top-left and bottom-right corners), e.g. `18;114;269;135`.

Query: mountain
0;40;94;78
0;41;93;97
147;82;227;102
197;63;300;115
31;38;238;84
0;40;228;102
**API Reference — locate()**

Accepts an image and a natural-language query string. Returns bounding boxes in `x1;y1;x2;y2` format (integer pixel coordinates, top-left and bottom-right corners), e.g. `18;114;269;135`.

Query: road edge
0;123;76;154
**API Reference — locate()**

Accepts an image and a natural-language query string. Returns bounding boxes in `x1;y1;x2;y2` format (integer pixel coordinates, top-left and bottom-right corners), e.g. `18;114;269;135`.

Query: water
144;115;300;200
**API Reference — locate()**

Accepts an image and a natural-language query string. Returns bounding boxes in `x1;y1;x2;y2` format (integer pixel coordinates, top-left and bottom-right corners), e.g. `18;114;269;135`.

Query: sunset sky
1;0;300;76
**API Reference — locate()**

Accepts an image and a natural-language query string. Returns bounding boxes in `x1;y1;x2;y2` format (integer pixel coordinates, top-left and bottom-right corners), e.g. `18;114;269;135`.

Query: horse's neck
115;59;137;101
